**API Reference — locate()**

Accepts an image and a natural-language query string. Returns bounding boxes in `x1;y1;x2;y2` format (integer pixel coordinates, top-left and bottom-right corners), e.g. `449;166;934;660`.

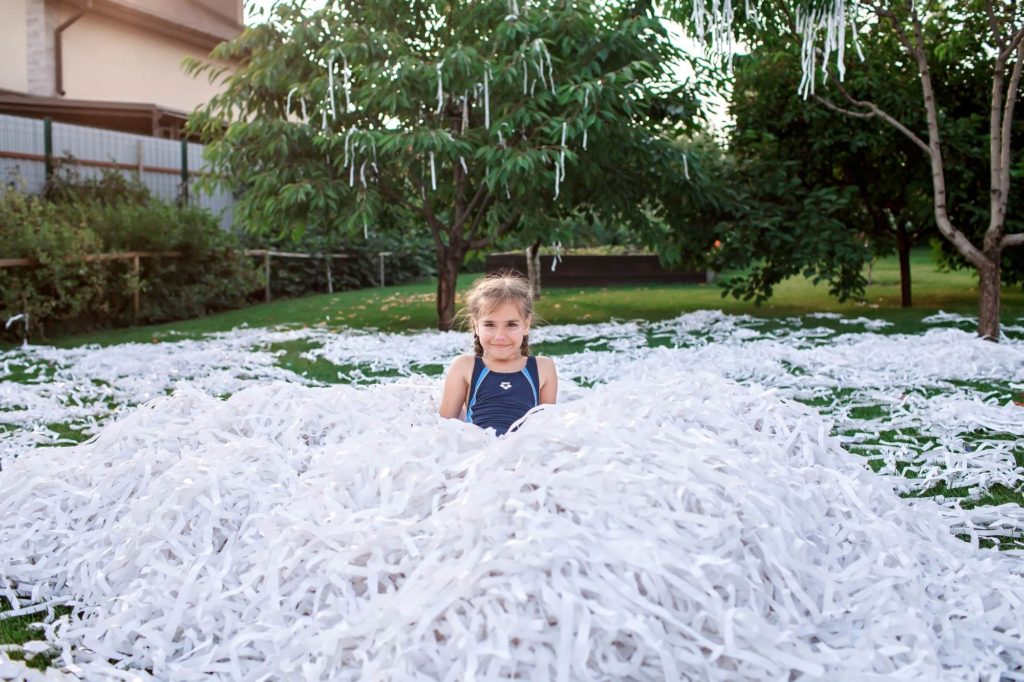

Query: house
0;0;243;139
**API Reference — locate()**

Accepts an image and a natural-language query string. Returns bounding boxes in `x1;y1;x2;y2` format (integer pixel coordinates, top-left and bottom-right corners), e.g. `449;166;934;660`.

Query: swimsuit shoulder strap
470;355;485;389
466;356;489;423
522;356;540;406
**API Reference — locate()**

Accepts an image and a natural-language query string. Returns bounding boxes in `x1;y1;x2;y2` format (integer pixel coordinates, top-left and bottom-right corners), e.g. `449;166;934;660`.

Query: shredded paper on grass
2;371;1023;680
1;312;1023;679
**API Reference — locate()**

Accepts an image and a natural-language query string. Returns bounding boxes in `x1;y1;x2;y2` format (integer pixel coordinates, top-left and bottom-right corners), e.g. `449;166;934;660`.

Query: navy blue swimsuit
466;356;540;436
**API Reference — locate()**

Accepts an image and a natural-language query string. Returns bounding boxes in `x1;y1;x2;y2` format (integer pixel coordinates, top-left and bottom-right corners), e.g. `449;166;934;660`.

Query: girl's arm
439;355;473;418
538;356;558;404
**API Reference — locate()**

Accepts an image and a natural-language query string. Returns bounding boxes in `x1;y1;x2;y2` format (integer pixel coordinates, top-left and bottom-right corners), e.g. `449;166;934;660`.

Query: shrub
43;158;152;206
0;186;260;342
75;200;261;324
0;193;107;340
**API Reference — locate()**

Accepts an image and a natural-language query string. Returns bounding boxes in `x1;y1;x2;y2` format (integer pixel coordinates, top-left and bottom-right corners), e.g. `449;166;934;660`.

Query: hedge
0;190;260;342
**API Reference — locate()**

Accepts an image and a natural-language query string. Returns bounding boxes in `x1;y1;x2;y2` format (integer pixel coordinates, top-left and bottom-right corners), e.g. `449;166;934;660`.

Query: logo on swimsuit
499;381;512;390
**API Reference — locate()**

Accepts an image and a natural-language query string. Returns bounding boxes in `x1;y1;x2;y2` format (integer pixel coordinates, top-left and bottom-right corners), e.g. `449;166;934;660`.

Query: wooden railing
242;250;352;301
0;251;183;319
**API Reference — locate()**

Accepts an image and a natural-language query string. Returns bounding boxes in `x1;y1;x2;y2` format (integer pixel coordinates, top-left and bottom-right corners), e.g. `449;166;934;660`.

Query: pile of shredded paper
1;311;1023;679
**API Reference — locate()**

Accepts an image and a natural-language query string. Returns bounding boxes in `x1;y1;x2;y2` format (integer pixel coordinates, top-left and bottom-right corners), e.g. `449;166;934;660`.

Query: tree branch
417;180;448;252
987;0;1006;50
1004;232;1024;248
466;193;496;241
453;155;465;231
830;80;932;155
776;3;796;32
871;0;988;269
813;94;876;120
999;23;1024;61
452;181;489;233
377;180;415;214
469;207;520;250
993;43;1024;246
865;1;916;55
495;209;521;238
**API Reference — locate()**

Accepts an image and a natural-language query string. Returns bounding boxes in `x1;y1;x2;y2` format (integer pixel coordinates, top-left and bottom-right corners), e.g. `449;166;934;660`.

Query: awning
0;89;194;140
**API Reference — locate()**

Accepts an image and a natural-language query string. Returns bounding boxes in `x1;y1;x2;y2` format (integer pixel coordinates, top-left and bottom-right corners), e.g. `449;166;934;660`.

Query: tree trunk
526;239;542;300
977;255;1001;340
896;222;912;308
525;244;536;294
436;250;463;331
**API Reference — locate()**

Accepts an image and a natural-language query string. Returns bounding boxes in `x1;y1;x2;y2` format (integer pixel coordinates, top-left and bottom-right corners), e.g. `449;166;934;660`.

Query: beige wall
59;8;235;112
0;0;30;93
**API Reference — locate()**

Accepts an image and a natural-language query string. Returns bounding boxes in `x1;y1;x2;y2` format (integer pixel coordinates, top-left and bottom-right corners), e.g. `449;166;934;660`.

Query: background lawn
20;248;1024;349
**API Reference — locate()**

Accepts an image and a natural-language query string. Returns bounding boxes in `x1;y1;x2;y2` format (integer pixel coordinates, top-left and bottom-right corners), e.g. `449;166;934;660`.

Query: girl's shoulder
449;353;478;375
533;354;556;372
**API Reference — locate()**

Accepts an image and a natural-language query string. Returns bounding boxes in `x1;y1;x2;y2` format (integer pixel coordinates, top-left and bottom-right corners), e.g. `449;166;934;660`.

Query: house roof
64;0;244;49
0;89;195;140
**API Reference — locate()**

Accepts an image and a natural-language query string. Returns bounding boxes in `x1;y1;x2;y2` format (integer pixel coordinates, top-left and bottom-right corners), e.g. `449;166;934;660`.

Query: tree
691;138;872;304
670;0;1024;338
730;28;936;307
188;0;707;330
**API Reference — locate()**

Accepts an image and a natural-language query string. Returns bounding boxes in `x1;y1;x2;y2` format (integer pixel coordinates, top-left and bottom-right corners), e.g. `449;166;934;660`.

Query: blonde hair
461;272;534;357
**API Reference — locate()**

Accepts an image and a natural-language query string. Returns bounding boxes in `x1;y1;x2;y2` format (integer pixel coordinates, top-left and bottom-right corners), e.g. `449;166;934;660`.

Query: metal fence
0;113;234;229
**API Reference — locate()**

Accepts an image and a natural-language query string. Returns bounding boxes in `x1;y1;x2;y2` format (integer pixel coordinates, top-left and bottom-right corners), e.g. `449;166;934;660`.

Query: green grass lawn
22;248;1023;349
0;597;67;670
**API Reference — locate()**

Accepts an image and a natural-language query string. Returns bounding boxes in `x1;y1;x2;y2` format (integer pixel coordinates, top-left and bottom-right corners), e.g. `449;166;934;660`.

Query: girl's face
474;300;531;362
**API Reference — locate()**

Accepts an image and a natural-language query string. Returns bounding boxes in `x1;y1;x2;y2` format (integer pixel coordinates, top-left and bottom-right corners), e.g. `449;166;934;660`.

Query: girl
439;273;557;435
